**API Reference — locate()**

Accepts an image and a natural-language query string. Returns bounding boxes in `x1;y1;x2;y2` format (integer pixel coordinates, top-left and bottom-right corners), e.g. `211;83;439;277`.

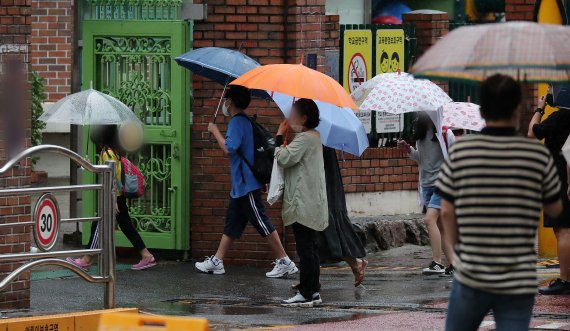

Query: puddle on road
304;312;376;325
150;301;278;316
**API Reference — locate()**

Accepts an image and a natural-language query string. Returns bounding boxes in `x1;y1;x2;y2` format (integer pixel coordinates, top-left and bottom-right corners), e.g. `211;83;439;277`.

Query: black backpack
234;113;275;184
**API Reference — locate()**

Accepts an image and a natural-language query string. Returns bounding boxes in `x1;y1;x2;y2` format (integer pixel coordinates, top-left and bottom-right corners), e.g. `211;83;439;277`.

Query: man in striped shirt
437;74;563;331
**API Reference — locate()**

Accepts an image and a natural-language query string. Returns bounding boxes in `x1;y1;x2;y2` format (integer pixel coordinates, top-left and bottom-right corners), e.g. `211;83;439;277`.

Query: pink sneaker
66;257;91;271
131;257;157;271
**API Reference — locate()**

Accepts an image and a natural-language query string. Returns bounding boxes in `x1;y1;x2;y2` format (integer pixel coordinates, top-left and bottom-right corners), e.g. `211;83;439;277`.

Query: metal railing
0;145;117;308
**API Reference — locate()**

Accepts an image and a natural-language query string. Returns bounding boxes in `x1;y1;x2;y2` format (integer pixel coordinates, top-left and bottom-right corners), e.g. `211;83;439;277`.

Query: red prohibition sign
348;53;367;93
34;194;60;251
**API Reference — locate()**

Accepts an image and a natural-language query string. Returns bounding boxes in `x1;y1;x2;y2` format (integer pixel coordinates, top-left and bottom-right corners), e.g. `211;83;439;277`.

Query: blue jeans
446;280;535;331
422;186;441;209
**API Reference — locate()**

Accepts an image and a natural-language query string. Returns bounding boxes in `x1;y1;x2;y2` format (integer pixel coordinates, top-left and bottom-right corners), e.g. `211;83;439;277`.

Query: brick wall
403;10;450;92
505;0;538;130
190;0;340;265
0;0;33;309
505;0;535;21
30;0;74;102
340;148;418;193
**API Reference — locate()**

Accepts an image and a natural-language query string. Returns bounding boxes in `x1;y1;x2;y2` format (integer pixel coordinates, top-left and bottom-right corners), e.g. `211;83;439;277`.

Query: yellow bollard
97;313;209;331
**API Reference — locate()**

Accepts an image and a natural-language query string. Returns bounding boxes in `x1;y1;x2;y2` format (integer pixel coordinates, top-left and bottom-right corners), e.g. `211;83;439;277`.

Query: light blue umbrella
175;47;261;85
175;47;267;121
271;92;369;157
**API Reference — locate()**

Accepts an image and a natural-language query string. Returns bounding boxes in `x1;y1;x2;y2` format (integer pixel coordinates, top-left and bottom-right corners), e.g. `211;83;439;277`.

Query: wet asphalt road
5;245;570;330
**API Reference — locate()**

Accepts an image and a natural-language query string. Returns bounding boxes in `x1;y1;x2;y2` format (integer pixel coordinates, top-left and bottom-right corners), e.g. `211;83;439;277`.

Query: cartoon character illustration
390;52;400;72
380;51;390;73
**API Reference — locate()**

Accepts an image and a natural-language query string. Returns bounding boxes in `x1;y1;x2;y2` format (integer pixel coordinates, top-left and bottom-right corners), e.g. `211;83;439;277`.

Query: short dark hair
413;112;437;142
480;74;522;121
225;85;251;110
293;98;320;129
90;125;121;154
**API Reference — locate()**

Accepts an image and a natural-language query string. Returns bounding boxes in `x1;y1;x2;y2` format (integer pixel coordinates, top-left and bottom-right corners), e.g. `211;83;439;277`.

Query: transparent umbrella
39;86;141;126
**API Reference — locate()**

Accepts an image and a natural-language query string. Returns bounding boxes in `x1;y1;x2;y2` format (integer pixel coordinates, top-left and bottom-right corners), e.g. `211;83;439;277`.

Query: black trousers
293;222;320;299
87;195;146;251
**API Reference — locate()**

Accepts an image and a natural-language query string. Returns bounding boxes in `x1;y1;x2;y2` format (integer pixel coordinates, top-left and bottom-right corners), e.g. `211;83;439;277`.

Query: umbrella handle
208;115;218;143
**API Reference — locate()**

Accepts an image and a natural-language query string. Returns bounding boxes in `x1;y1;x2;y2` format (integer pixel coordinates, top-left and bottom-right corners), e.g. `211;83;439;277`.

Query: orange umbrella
230;64;358;110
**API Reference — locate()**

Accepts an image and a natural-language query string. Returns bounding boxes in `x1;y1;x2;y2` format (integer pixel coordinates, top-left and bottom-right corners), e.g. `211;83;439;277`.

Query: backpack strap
232;113;256;175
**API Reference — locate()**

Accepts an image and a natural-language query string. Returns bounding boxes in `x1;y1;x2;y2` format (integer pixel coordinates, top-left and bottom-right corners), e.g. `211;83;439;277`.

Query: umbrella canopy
39;88;141;126
411;22;570;83
351;73;452;114
441;102;485;131
175;47;262;85
231;64;358;110
272;93;368;156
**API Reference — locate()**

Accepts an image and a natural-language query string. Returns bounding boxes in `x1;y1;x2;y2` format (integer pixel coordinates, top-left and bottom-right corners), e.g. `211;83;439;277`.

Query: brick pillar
31;0;74;102
0;0;33;309
505;0;536;21
505;0;537;131
286;0;340;73
403;10;450;91
191;0;339;265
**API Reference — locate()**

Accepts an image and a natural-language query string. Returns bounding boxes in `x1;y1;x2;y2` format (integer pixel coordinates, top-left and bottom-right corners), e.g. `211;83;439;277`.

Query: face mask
222;100;230;116
546;93;554;107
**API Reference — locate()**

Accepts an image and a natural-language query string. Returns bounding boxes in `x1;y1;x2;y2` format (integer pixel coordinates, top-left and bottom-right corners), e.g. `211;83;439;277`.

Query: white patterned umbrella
39;87;141;126
441;102;485;131
351;72;452;114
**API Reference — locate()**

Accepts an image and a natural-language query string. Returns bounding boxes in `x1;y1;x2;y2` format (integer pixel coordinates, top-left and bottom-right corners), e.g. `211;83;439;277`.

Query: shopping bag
267;160;284;205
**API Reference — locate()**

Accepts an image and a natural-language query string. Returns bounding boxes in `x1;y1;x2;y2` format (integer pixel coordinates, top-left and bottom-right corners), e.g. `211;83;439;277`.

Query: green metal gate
81;1;191;251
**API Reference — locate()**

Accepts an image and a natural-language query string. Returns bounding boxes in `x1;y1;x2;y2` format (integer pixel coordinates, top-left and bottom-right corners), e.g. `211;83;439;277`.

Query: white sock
281;256;292;265
212;256;222;264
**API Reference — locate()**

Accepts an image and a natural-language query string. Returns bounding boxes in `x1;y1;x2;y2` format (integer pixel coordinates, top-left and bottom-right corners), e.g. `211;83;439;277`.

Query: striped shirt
436;127;561;295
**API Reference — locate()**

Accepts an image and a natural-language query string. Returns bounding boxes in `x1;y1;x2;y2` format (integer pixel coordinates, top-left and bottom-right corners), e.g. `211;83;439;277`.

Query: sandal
354;259;368;287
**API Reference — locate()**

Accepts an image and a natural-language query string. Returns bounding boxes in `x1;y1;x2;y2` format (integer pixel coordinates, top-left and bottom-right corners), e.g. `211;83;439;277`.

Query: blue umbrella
175;47;267;121
175;47;262;85
271;92;369;157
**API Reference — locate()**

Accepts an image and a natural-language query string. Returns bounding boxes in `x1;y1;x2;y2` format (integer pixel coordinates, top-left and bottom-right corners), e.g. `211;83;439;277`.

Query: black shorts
224;190;276;239
545;160;570;228
544;180;570;228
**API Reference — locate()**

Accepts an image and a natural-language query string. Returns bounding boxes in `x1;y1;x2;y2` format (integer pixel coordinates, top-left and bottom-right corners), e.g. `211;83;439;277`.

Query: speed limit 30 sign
33;193;60;251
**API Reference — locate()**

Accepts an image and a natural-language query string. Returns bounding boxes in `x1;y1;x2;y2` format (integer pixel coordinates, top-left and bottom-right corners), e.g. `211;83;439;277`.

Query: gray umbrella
39;86;141;125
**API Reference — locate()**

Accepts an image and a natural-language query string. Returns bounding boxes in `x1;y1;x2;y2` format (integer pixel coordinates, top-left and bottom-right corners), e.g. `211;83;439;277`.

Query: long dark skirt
318;147;366;261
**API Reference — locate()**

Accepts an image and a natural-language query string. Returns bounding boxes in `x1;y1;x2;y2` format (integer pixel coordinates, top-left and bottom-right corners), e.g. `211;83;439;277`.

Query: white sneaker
266;258;299;278
281;292;314;307
312;292;322;305
422;261;445;275
195;256;225;275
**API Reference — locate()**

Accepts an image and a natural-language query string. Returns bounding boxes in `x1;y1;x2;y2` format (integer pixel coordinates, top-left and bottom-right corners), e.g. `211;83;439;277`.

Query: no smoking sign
33;193;60;251
348;53;368;93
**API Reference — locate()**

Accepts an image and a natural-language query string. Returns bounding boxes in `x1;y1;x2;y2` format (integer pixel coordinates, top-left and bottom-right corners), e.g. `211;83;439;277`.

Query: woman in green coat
275;98;328;307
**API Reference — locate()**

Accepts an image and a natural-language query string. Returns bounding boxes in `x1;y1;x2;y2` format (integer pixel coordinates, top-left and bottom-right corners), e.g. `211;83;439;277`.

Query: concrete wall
346;191;422;217
34;103;71;178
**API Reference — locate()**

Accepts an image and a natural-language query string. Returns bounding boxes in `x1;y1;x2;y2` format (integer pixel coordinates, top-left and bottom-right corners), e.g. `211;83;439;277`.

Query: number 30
40;213;53;232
